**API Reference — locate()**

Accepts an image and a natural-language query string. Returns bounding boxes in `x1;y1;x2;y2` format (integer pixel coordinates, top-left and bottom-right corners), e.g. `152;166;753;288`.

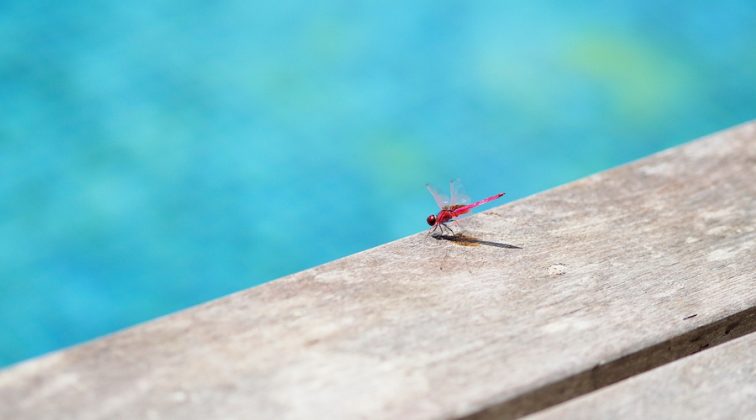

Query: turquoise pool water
1;2;755;367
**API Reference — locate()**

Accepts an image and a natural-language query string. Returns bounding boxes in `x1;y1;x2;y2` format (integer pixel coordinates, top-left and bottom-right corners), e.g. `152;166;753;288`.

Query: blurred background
1;1;754;367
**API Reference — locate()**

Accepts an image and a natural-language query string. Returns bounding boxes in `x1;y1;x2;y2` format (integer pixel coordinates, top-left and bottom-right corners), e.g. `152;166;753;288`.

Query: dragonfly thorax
437;210;454;224
427;210;455;226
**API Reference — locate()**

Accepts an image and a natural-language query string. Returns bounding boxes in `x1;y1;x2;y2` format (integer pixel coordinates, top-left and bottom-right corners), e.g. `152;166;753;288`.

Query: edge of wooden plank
524;331;756;419
464;306;756;419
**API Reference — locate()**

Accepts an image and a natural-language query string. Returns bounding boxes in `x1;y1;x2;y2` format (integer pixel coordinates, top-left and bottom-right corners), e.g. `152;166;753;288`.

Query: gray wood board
525;332;756;420
1;121;755;420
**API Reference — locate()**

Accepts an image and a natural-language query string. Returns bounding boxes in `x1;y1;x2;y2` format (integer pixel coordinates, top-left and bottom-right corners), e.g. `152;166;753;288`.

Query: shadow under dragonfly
432;233;522;249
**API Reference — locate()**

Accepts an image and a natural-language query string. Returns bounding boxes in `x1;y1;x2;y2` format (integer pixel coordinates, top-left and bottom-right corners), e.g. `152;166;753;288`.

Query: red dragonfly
426;179;505;235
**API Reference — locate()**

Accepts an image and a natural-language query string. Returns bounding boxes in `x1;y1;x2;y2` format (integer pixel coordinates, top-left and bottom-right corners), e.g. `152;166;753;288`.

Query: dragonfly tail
455;192;505;214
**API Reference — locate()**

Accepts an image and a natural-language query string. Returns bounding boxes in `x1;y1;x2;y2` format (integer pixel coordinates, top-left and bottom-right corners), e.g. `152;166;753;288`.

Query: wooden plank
0;121;755;419
525;332;756;420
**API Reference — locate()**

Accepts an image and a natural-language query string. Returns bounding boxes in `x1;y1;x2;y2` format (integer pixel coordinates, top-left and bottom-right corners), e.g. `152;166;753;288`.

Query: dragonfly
426;179;505;236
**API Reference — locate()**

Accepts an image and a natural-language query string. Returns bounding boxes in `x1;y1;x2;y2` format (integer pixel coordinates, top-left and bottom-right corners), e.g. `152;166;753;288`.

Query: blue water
1;1;754;367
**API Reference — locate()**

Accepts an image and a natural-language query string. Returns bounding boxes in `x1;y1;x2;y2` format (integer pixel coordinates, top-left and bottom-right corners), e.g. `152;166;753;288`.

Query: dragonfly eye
426;214;436;226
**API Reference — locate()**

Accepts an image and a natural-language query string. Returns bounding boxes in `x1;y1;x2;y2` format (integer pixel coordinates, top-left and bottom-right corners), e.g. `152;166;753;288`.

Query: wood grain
1;121;754;419
525;332;756;420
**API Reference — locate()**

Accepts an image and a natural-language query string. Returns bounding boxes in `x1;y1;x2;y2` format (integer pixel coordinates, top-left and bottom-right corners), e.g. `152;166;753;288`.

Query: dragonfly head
426;214;437;226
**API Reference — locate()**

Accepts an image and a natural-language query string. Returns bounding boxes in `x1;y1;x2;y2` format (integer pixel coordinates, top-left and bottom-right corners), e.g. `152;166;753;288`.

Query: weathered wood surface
526;332;756;420
0;121;754;419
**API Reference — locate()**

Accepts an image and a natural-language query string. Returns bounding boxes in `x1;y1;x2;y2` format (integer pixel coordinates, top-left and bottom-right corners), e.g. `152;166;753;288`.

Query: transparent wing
449;178;470;205
426;183;449;209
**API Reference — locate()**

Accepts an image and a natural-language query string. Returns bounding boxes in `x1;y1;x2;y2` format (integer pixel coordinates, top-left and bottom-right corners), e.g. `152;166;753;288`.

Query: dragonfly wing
426;184;450;209
449;178;470;205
